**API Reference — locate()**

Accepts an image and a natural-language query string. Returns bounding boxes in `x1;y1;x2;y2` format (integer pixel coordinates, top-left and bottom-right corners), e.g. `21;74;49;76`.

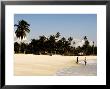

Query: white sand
14;54;97;76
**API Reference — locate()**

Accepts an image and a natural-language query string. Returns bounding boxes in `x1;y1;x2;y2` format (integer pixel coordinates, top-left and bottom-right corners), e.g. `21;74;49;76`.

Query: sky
14;14;97;46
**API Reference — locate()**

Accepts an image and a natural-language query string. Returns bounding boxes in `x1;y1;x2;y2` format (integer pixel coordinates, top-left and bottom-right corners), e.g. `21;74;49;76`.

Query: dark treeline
14;32;97;56
14;20;97;56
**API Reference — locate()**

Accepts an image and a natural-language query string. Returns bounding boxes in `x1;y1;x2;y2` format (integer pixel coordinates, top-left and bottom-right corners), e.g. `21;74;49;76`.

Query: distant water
55;59;97;76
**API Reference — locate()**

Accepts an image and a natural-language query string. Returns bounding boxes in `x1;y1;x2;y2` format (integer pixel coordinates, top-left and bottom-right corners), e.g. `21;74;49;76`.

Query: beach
14;54;97;76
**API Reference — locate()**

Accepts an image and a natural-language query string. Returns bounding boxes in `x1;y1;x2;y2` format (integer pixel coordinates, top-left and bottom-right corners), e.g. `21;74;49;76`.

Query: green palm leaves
14;20;30;40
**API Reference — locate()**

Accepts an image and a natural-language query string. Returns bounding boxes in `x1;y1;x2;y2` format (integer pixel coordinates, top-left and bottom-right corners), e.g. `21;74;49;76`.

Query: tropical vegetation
14;20;97;56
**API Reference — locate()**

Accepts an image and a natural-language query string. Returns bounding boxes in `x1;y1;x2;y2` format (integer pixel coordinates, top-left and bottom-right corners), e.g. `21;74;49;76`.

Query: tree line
14;20;97;56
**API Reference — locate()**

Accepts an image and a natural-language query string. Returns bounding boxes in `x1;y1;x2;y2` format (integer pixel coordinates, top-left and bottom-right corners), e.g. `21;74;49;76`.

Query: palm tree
60;37;67;55
84;36;87;41
14;20;30;41
55;32;60;54
14;20;30;54
20;42;27;53
14;42;20;53
94;46;97;55
39;35;47;54
30;39;40;54
73;41;76;55
55;32;61;39
68;37;73;43
92;41;94;55
49;35;56;55
83;36;89;55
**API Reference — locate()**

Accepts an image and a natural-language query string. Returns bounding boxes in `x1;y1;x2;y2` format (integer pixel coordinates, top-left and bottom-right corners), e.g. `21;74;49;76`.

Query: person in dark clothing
76;57;79;64
84;57;87;66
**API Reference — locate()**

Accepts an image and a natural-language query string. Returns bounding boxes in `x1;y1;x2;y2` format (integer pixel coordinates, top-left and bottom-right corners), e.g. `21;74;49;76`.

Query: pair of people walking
76;57;87;66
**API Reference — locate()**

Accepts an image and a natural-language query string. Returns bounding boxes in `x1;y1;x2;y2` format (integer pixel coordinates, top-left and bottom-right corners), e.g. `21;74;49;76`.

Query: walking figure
76;57;79;64
84;57;87;66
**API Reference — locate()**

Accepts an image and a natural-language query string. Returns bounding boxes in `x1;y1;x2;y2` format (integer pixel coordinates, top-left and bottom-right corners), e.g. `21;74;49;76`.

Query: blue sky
14;14;97;45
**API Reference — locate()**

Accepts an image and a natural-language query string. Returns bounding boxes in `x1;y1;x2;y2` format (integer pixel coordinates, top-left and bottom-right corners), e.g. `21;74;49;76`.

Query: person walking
76;56;79;64
84;57;87;66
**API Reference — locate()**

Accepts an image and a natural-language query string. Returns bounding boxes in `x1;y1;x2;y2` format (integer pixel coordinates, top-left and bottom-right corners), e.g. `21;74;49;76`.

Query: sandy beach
14;54;97;76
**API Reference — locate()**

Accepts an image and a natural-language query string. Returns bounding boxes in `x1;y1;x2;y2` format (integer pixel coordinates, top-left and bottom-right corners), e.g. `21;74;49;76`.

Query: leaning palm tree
14;20;30;53
14;20;30;42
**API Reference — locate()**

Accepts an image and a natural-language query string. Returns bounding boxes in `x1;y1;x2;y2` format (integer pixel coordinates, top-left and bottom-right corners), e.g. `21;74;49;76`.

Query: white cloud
72;39;84;47
71;38;94;48
77;40;85;47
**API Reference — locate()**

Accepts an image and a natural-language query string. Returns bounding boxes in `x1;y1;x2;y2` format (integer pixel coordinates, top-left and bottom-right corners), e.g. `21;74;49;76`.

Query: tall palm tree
14;20;30;54
14;20;30;41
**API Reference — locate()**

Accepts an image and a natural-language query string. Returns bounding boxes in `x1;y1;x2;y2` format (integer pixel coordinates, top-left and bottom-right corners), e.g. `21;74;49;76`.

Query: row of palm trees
14;20;97;56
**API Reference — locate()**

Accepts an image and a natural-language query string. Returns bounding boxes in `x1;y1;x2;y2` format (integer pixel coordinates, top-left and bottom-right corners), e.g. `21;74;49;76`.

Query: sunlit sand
14;54;97;76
